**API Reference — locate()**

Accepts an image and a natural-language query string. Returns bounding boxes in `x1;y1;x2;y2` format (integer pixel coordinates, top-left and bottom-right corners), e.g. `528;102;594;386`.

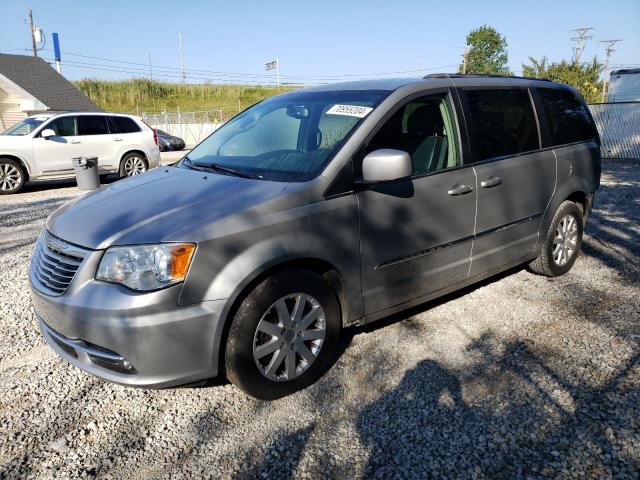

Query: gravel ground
0;160;639;479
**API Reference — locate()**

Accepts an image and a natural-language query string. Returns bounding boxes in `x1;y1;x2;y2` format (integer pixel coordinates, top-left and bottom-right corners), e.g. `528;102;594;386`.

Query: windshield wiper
202;163;263;179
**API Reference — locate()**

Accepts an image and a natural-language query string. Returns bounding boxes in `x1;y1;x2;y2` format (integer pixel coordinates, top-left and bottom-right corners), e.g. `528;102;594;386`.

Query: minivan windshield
1;117;47;136
182;90;388;182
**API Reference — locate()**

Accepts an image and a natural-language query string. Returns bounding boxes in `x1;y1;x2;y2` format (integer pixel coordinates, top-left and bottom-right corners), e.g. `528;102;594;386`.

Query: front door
357;91;477;316
457;88;556;275
32;116;82;176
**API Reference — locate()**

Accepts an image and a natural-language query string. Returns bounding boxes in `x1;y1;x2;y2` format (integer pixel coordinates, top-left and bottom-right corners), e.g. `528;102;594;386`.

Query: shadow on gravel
356;333;640;478
581;161;640;282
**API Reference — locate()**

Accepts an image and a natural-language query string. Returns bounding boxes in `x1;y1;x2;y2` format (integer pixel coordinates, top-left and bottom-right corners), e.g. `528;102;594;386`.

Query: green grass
73;78;295;118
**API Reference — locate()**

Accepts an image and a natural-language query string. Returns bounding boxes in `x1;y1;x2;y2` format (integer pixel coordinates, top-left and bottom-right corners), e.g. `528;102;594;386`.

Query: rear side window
536;88;597;146
44;117;76;136
77;116;109;135
108;116;141;134
462;89;539;162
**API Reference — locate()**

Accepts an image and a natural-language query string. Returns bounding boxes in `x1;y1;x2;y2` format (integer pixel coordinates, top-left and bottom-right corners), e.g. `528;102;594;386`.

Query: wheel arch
0;154;30;181
213;256;349;379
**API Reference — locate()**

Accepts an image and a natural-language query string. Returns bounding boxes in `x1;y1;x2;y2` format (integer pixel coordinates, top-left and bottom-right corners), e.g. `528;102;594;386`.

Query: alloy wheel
552;214;579;266
0;163;22;192
253;293;326;382
123;156;146;176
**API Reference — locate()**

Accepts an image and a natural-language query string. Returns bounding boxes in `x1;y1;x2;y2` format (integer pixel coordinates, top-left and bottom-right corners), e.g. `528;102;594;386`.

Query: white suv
0;112;161;194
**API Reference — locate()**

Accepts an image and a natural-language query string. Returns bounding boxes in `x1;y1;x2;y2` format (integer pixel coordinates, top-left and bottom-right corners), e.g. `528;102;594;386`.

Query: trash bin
72;156;100;190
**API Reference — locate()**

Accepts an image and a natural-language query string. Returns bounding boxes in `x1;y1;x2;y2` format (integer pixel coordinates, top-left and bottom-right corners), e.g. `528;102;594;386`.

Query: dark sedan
157;129;186;151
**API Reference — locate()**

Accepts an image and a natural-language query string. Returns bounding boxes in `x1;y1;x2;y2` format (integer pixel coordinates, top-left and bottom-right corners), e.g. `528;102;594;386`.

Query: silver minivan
30;75;601;399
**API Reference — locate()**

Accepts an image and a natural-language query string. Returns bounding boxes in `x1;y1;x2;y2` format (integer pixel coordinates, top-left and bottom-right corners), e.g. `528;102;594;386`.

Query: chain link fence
589;102;640;160
141;110;224;147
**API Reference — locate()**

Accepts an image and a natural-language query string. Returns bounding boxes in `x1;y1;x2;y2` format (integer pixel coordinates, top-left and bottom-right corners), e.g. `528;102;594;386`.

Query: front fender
178;193;362;318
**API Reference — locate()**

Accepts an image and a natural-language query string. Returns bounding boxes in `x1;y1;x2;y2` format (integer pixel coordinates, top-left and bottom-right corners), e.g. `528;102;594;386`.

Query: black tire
529;200;584;277
119;152;148;178
224;270;341;400
0;158;26;195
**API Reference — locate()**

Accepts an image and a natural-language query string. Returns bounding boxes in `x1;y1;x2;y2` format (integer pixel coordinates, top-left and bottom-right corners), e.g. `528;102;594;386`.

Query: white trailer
607;68;640;102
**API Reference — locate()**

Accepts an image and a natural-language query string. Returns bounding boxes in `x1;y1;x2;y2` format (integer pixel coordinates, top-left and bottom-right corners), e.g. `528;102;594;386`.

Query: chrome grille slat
38;255;77;275
37;261;74;283
32;231;90;296
41;249;83;267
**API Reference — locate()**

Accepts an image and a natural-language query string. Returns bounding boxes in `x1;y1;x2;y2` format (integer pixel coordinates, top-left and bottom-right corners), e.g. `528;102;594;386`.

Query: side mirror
41;129;56;139
362;149;412;183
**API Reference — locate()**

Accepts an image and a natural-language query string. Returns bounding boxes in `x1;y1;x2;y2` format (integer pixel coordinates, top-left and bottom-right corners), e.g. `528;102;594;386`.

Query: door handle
447;184;474;196
113;138;123;142
70;140;81;144
480;176;503;188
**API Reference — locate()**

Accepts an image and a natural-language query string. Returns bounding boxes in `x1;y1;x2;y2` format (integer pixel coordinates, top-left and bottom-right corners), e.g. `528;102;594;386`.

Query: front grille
32;231;89;296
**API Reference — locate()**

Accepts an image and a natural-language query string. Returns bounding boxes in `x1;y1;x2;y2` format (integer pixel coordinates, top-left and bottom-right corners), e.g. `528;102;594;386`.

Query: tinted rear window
77;116;109;135
536;88;597;147
462;89;539;162
109;116;141;134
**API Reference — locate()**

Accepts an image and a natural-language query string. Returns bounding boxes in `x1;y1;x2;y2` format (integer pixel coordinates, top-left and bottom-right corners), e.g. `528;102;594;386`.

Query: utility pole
276;57;280;88
570;27;594;63
28;8;37;57
600;39;622;102
178;32;186;83
148;54;153;81
462;46;469;74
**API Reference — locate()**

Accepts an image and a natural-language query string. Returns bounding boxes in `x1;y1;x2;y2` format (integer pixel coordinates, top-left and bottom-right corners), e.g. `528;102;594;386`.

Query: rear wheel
0;159;26;195
529;200;584;276
224;270;341;400
119;153;148;177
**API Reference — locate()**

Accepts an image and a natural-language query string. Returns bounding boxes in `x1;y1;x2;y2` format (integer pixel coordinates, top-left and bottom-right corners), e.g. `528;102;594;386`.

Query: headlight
96;243;195;291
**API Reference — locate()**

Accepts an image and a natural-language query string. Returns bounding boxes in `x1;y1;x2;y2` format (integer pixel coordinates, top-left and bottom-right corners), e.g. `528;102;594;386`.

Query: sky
1;0;639;85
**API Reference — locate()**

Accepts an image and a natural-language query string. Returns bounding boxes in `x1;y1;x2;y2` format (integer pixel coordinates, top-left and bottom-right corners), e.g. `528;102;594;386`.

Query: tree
460;25;511;75
521;56;603;103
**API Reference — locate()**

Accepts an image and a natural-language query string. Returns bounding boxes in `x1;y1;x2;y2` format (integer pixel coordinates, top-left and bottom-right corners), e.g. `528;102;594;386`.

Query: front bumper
30;248;226;388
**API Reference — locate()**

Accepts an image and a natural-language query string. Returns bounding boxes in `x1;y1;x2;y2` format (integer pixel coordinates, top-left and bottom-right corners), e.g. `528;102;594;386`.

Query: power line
25;48;457;82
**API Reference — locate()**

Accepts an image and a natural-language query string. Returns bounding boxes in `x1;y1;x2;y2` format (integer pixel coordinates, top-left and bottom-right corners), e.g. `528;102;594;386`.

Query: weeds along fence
142;111;224;146
589;102;640;160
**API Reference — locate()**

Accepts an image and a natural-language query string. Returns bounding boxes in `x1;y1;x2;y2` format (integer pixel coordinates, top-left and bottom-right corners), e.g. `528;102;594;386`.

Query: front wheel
0;159;26;195
529;200;584;276
119;153;148;178
224;270;341;400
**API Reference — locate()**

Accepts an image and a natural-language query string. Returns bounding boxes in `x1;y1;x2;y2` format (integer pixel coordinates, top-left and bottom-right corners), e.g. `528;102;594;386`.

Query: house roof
0;54;100;112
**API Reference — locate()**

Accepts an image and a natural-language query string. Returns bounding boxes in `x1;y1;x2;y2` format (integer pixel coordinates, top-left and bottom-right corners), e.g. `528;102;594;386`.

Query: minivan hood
46;167;293;249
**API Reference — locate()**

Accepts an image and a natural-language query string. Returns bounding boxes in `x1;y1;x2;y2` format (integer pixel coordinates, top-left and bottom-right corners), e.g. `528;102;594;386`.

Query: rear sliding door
458;87;556;276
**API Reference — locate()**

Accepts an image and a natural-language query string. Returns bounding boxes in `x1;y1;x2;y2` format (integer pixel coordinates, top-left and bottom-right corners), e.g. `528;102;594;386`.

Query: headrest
407;104;443;136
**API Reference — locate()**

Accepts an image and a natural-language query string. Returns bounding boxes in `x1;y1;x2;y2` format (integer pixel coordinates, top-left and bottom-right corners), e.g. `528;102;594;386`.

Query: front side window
1;117;46;136
77;116;109;136
462;89;539;162
44;116;76;137
183;90;388;182
366;92;461;175
537;88;597;147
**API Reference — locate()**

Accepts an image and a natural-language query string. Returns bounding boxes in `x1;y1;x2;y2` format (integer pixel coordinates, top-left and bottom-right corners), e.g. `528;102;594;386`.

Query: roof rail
423;73;552;82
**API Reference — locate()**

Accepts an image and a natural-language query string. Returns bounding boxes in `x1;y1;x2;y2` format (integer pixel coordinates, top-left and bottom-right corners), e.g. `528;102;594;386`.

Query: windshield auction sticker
326;104;373;118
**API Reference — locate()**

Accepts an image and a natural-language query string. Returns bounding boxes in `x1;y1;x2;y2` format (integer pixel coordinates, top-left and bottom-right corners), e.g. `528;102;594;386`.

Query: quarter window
367;93;461;175
77;116;109;136
536;88;597;146
44;117;76;137
462;89;539;162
